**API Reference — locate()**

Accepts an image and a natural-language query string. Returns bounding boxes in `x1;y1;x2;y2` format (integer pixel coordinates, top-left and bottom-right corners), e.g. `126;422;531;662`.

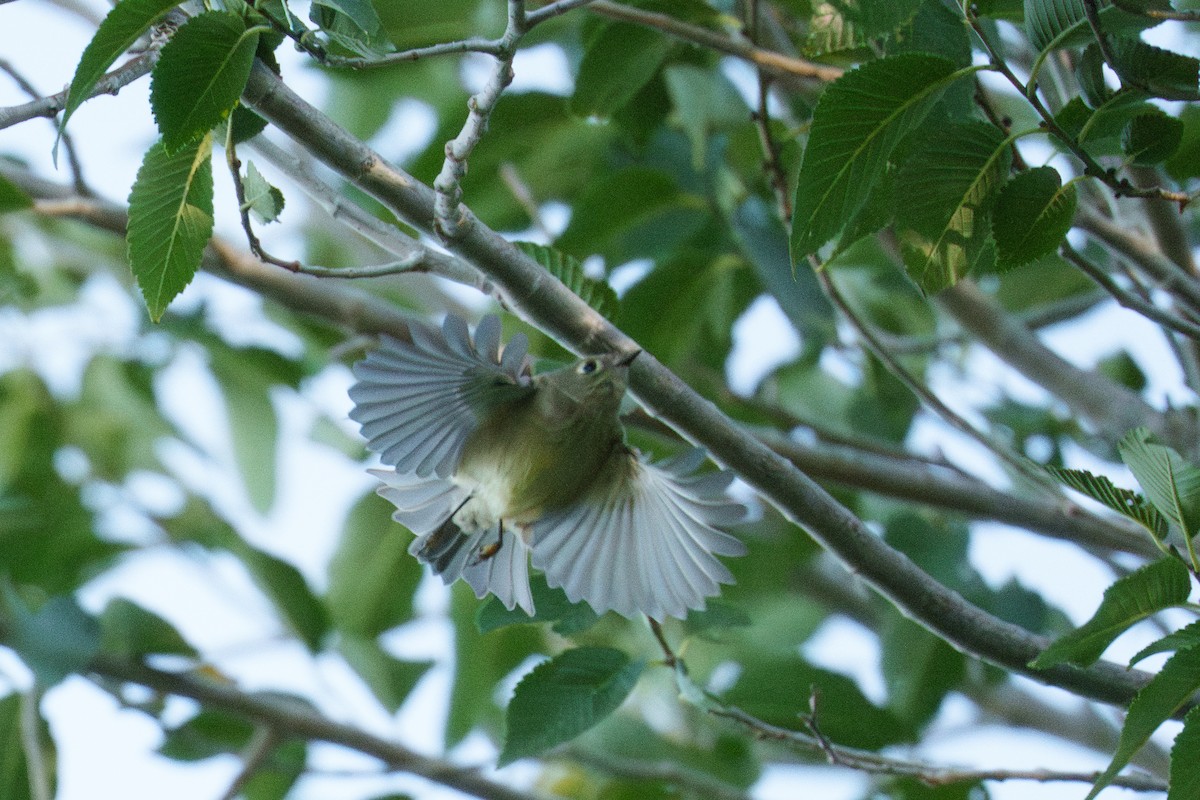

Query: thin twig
83;655;548;800
818;270;1062;494
964;9;1190;206
0;49;159;131
0;58;91;195
647;618;677;668
526;0;602;25
498;163;550;239
1082;0;1200;101
1111;0;1200;20
224;125;304;271
19;688;51;800
1076;207;1200;317
227;132;443;279
711;705;1166;792
218;726;284;800
434;0;526;239
588;0;843;83
745;0;792;221
245;137;490;291
1062;243;1200;340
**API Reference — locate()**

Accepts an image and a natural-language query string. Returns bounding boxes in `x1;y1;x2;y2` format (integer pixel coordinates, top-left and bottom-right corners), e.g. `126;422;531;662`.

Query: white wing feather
349;315;530;478
370;468;534;615
530;449;747;620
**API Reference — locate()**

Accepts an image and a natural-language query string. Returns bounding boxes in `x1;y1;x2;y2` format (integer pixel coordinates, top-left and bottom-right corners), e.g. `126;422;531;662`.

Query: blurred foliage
3;0;1200;797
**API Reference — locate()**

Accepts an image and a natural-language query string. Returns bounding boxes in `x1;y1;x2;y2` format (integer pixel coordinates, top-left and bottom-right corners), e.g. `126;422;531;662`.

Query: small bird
348;313;747;620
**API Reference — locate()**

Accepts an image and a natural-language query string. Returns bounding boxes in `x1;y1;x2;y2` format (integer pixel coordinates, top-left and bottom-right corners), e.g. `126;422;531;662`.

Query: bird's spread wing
370;468;535;615
530;448;747;621
349;314;532;478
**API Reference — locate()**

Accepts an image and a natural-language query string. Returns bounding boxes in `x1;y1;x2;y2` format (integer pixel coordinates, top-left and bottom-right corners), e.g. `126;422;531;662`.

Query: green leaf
886;0;973;67
681;600;752;640
327;491;423;638
1078;44;1111;107
99;597;196;658
729;196;835;342
512;242;618;321
0;692;55;800
881;612;965;728
1031;557;1191;669
807;0;924;56
618;250;757;373
1165;106;1200;181
1087;645;1200;799
4;590;102;686
446;585;543;748
476;574;600;635
1119;427;1200;538
1106;35;1199;100
226;539;329;651
243;161;285;223
499;647;644;766
991;167;1077;270
337;635;431;714
1047;465;1167;538
311;0;384;41
1123;111;1184;166
663;65;748;169
0;175;32;213
150;12;260;152
310;0;393;58
1170;706;1200;800
159;708;254;760
1024;0;1166;53
1130;619;1200;666
206;345;283;515
723;652;914;749
790;53;963;263
58;0;183;146
571;22;673;118
126;136;214;322
895;121;1010;291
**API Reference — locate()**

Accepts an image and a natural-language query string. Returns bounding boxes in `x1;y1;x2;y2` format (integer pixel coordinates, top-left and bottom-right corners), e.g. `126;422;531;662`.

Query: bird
347;313;747;620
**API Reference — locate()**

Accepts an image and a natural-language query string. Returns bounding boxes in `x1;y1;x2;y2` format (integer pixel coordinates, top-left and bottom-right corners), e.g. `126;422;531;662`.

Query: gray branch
937;280;1194;451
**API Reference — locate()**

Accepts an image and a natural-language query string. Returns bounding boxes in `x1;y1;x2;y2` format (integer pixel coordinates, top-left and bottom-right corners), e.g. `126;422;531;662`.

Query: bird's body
349;314;746;620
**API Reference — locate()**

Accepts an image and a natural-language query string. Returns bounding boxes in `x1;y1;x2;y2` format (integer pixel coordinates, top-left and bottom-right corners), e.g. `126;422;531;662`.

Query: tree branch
937;280;1190;448
86;654;548;800
0;49;158;131
239;59;1172;710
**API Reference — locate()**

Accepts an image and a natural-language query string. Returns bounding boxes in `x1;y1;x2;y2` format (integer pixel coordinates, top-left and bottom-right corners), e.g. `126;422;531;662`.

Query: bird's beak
616;349;641;367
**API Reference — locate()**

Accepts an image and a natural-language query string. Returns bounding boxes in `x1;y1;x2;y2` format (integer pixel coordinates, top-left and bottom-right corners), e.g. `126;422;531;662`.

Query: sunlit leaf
150;12;260;151
895;121;1010;291
59;0;182;147
126;136;214;322
790;53;963;263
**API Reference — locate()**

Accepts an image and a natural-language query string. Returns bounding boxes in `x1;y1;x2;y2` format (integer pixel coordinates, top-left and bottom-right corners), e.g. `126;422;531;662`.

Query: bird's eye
578;359;599;375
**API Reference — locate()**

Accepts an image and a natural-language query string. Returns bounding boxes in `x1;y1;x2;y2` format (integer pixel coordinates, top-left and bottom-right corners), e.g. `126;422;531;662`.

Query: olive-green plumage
349;314;746;620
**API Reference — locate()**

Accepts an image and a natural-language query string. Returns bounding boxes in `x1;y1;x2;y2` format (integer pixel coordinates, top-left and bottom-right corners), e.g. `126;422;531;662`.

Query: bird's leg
471;520;505;565
417;494;474;564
